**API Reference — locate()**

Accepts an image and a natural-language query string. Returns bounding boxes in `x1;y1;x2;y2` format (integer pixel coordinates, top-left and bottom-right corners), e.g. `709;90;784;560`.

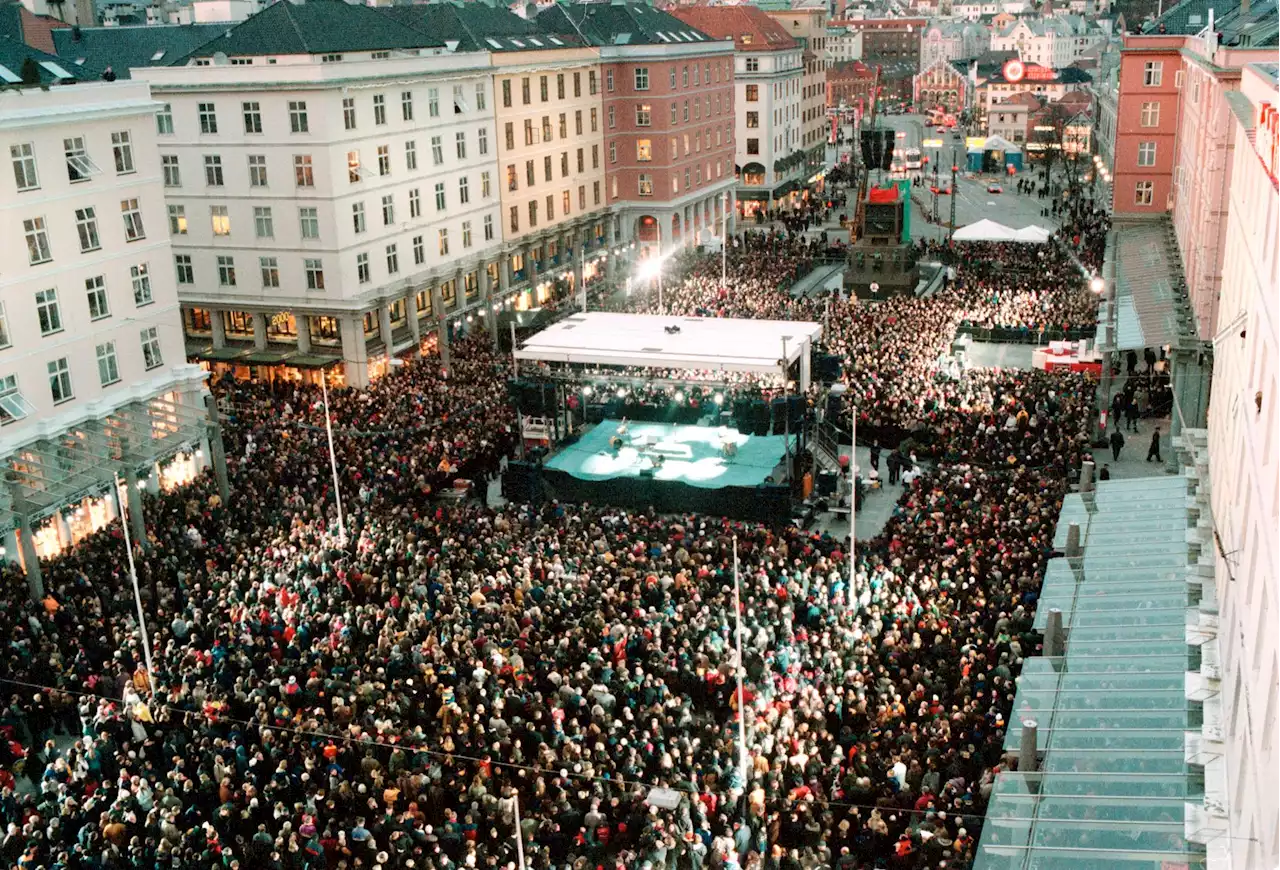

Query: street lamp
1090;275;1105;294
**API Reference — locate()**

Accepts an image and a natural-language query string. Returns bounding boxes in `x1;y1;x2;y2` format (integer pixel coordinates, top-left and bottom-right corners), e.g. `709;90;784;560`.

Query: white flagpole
732;536;748;786
320;371;347;546
114;472;155;701
850;401;857;601
513;791;528;870
721;191;729;293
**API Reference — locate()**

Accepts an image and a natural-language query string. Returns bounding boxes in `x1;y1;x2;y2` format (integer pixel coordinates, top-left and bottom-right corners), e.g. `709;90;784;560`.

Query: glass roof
977;476;1204;870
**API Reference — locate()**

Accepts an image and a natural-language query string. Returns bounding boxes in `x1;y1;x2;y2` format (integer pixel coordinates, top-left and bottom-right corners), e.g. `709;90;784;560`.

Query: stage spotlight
616;387;628;398
674;391;685;403
713;393;724;406
1089;275;1104;294
582;385;593;397
637;258;662;282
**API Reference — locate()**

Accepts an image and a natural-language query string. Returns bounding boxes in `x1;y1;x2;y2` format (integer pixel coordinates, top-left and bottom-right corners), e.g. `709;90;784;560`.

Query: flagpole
320;371;347;546
513;791;528;870
850;400;857;601
114;472;155;701
732;536;748;788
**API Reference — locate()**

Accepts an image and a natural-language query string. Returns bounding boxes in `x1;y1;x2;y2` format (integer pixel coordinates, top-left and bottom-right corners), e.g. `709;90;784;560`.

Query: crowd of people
0;228;1101;870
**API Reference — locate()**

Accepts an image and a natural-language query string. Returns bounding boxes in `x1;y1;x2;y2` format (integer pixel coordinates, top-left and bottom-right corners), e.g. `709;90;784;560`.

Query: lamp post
113;472;155;701
320;370;347;547
731;536;749;791
948;148;958;245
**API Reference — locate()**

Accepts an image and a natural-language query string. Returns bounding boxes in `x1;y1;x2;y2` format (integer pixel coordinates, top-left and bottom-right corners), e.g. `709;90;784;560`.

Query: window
373;94;387;125
381;244;397;277
210;205;230;236
199;103;218;134
299;207;320;239
578;148;585;172
670;68;677;89
249;154;268;187
85;276;109;320
746;85;759;102
746;111;759;129
540;75;549;102
294;155;314;187
413;236;425;265
456;131;467;160
357;253;370;284
610;142;617;163
405;140;417;170
609;106;616;129
542;116;552;141
96;342;120;387
64;137;96;182
156;104;173;135
111;132;134;174
483;214;494;241
217;255;236;286
322;53;342;63
131;263;151;305
120;199;145;241
636;104;651;126
75;207;101;252
168;205;187;235
343;97;356;130
48;358;72;404
462;221;472;249
561;190;570;216
429;87;440;117
175;255;194;285
353;202;366;233
260;257;279;288
304;259;324;291
401;90;414;121
381;195;394;225
546;193;554;220
478;127;489;155
683;101;689;122
1137;141;1156;166
459;176;470;204
140;327;163;370
521;77;531;105
591;108;598;132
502;79;512;108
431;136;444;165
638;173;653;196
1143;61;1162;86
408;188;421;219
527;160;535;186
559;113;567;139
204;154;224;186
481;170;491;198
528;199;538;228
634;67;649;90
242;101;262;134
1134;180;1154;205
438;228;449;255
510;205;519;233
505;121;516;151
682;66;689;87
378;145;390;177
637;139;652;161
11;144;38;191
747;138;759;155
35;288;62;335
1140;101;1160;127
507;165;518;192
745;57;760;73
254;206;274;238
560;153;568;177
589;71;597;95
578;185;585;210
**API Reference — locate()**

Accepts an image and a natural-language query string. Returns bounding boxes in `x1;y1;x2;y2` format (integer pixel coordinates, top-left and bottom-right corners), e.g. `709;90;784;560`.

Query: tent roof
953;219;1016;241
514;312;822;373
1012;224;1052;243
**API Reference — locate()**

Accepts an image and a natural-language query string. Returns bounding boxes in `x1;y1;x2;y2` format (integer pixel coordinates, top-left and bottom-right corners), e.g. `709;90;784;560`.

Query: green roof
381;3;580;53
51;23;227;78
536;2;716;47
176;0;442;61
0;35;95;84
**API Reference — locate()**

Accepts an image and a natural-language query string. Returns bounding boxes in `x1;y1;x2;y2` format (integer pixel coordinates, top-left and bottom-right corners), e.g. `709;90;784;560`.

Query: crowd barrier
956;323;1097;345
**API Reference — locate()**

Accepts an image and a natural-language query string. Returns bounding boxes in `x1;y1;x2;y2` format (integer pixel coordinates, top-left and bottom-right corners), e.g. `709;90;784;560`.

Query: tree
1030;101;1086;196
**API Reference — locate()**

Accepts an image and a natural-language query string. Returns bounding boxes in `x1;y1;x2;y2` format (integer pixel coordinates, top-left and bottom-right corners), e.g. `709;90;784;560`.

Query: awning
189;346;250;362
1110;220;1189;351
288;353;343;369
240;349;292;365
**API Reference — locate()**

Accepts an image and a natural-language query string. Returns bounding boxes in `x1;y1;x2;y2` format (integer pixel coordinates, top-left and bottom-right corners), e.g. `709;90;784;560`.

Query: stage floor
546;419;791;489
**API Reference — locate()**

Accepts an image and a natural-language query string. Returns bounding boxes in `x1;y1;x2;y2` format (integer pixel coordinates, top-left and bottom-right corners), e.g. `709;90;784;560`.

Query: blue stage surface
545;419;791;489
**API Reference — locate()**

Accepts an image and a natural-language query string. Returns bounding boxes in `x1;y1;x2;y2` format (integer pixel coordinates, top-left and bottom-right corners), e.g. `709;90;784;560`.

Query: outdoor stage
531;419;794;520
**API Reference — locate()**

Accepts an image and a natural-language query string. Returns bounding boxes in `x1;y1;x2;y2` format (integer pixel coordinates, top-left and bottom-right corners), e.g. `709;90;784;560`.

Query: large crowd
0;228;1102;870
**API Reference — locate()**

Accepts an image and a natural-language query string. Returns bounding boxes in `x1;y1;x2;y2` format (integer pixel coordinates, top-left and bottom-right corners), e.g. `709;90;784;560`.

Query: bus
904;147;923;170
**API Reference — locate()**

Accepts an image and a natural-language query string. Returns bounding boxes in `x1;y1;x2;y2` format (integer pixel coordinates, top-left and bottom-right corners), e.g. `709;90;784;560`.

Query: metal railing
955;323;1098;344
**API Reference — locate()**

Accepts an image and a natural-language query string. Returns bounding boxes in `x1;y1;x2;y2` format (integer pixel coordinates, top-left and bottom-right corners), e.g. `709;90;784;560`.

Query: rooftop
0;35;94;84
50;22;226;78
537;2;716;49
670;5;799;51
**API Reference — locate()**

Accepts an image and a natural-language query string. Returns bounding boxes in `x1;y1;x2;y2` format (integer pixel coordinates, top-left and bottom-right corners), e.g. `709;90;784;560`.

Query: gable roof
670;5;797;51
0;2;67;54
175;0;441;61
0;34;94;84
383;3;576;53
540;2;714;48
51;23;226;77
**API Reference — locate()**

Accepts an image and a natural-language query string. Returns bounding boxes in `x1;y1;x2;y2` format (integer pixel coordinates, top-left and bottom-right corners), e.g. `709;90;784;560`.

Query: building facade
837;16;926;104
990;16;1102;69
673;6;804;216
913;57;969;112
919;20;989;68
1111;36;1181;217
825;25;862;64
0;78;216;577
765;7;832;176
1206;60;1279;870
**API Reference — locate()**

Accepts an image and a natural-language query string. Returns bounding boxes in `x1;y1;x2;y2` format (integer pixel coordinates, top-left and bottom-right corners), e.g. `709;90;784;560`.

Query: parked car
987;182;1003;193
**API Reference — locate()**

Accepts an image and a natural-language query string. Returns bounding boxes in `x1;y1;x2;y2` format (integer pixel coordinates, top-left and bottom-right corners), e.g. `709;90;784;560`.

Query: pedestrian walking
1146;428;1163;463
1125;400;1140;432
870;442;881;471
1109;429;1125;460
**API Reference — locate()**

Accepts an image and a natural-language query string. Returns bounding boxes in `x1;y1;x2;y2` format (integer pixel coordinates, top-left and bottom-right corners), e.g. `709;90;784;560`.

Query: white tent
1011;224;1052;243
952;219;1017;241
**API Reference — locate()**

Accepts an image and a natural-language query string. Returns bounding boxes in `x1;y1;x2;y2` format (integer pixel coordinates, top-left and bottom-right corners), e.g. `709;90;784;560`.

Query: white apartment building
826;27;863;64
0;79;216;587
1205;61;1279;870
919;20;990;68
736;46;804;212
991;16;1103;69
131;0;509;388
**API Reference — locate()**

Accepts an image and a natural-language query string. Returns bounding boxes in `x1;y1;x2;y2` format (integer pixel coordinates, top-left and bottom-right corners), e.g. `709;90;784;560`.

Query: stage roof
513;313;823;374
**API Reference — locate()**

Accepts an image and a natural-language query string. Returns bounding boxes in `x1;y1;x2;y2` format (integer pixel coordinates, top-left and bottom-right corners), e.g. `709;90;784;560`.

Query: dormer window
322;53;343;63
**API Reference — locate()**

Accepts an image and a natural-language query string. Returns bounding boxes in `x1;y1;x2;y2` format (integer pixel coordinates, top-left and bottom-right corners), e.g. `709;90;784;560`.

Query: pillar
378;303;394;355
405;293;421;353
252;312;268;351
204;394;230;502
54;511;71;549
1018;719;1038;773
18;515;42;601
1065;523;1081;558
296;315;312;354
500;255;512;295
1044;608;1064;657
147;462;161;495
1079;461;1095;493
123;465;147;548
605;220;618;282
432;283;450;368
339;315;370;388
3;527;18;565
799;338;811;392
480;262;498;347
211;311;227;350
527;243;539;294
573;238;586;310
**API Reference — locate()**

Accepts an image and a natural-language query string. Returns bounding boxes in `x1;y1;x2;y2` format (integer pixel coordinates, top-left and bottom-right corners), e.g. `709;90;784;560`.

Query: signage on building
1002;59;1056;83
966;137;987;149
923;138;944;147
1257;101;1279;184
1002;59;1025;82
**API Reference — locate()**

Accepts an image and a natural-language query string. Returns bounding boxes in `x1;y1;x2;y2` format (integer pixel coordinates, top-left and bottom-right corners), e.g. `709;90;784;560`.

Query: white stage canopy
514;312;823;389
952;219;1053;244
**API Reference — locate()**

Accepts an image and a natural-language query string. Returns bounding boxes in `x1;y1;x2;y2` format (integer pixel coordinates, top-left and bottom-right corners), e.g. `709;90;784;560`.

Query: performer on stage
616;417;629;437
719;427;738;459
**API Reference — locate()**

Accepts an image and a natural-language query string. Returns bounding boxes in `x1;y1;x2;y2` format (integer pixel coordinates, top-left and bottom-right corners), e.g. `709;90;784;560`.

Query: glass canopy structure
976;475;1208;870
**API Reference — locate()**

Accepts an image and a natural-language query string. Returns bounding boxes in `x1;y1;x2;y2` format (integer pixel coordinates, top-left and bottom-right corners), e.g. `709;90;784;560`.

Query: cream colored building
766;7;832;172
